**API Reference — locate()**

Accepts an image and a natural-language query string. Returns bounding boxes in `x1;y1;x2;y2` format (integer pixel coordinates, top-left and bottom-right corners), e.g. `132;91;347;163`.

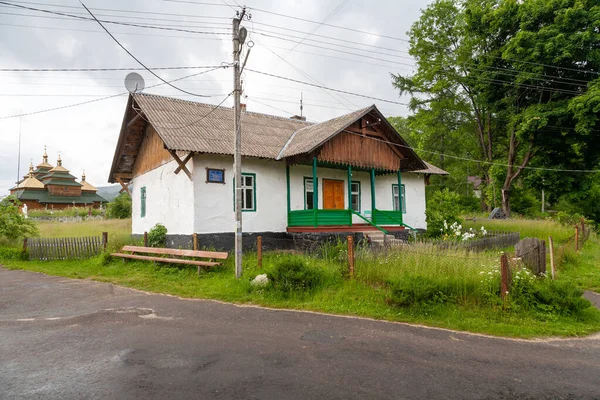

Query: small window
304;177;314;210
234;173;256;212
392;184;406;213
140;187;146;218
351;181;361;212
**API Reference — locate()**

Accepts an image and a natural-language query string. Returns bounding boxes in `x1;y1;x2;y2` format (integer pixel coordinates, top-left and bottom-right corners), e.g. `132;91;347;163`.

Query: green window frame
351;181;361;212
392;184;406;213
303;177;314;210
233;173;257;212
140;186;146;218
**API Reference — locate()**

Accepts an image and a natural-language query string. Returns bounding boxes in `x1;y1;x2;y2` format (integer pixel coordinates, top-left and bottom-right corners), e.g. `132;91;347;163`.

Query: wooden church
9;148;106;210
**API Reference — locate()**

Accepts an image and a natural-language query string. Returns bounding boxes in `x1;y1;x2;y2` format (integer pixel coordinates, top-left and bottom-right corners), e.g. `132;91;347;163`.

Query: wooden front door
323;179;345;209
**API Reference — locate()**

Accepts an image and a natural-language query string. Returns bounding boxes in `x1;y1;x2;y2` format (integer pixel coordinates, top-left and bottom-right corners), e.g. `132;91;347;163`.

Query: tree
393;0;600;215
106;192;132;219
0;197;38;240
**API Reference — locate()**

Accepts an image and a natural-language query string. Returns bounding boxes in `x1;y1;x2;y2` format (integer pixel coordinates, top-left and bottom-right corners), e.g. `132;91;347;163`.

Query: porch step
365;232;407;247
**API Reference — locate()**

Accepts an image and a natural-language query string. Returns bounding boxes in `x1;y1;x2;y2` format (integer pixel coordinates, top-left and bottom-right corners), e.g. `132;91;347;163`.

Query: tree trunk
501;188;511;217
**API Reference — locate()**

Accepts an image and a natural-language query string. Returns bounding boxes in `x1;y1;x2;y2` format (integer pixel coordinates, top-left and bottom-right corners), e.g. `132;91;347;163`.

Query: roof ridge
134;92;313;126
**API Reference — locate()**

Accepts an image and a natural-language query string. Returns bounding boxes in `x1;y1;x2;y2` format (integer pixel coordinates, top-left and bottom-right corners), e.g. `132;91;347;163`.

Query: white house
109;93;447;247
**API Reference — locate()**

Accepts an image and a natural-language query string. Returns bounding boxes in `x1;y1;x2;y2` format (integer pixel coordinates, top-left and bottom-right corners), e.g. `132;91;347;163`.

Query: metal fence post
257;236;263;269
193;233;198;251
144;231;148;247
347;235;355;279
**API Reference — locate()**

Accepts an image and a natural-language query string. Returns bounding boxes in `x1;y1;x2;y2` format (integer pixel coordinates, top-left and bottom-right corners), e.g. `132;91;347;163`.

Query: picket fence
25;233;107;261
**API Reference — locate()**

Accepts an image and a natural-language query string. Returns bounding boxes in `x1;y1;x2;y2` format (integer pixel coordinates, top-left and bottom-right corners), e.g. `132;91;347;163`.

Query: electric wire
341;129;600;173
79;1;219;98
0;66;228;119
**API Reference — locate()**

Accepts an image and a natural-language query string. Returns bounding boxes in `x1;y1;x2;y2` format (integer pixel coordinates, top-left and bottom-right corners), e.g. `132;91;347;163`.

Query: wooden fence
24;232;107;261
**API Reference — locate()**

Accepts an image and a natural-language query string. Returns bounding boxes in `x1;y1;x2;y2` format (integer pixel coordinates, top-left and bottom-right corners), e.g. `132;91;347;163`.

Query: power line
0;1;230;35
341;129;600;173
0;22;229;41
246;68;407;106
2;0;232;19
80;1;220;98
0;66;228;119
0;65;224;72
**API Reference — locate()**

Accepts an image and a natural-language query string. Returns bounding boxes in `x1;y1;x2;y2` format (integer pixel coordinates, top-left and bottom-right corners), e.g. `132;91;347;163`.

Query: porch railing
288;209;352;227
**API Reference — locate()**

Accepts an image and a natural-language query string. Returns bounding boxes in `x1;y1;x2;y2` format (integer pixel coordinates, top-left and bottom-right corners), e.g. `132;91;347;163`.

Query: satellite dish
124;72;145;93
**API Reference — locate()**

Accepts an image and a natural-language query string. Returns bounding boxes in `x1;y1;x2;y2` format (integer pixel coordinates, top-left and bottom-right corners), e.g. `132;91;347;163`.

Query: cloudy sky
0;0;431;195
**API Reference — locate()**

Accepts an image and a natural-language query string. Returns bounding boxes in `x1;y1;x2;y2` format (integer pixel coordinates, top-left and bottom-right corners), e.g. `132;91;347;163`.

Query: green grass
36;218;133;249
558;236;600;292
464;218;574;243
2;243;599;338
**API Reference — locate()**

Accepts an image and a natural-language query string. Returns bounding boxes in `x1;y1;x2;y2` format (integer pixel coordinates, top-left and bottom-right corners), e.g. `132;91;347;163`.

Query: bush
267;256;325;293
106;193;132;219
0;246;28;261
510;271;590;316
425;189;463;238
148;223;167;247
388;276;453;307
0;197;38;240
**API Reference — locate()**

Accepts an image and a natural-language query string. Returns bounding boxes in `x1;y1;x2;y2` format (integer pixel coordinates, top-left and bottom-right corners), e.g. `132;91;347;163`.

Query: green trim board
140;187;146;218
288;209;352;227
373;209;403;225
232;172;257;212
392;184;406;213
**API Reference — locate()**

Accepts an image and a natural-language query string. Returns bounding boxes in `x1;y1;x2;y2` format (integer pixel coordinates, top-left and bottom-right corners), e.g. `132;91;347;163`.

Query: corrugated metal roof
134;93;312;159
412;161;449;175
280;106;373;158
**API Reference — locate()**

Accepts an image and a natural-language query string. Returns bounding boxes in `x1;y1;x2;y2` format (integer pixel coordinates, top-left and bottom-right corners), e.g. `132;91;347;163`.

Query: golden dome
16;165;45;189
49;153;69;172
80;170;98;192
36;145;53;169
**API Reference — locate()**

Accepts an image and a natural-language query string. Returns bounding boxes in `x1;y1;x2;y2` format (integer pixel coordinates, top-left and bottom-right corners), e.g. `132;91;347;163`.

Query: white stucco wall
131;154;428;234
131;160;195;234
193;154;288;233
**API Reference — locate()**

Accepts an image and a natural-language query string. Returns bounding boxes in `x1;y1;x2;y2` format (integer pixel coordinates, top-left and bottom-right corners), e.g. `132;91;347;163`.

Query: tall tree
393;0;600;215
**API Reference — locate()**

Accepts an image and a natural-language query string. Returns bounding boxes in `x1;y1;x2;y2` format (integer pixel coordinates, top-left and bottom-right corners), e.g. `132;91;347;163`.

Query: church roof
80;172;98;192
13;189;106;204
15;163;45;190
36;146;53;169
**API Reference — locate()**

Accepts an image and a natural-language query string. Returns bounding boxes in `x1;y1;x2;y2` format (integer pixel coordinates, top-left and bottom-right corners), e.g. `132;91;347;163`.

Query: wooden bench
111;245;228;274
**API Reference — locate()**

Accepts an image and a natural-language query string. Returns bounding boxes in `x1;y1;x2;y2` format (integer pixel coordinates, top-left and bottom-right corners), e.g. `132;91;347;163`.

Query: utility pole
233;7;247;279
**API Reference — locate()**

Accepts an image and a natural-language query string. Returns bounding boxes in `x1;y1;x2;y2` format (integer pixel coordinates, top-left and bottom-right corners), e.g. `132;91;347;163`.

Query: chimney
240;103;247;112
290;115;306;121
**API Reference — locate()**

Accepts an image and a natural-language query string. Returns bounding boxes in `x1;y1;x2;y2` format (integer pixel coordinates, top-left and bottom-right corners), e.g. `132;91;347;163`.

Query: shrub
510;271;590;316
388;276;453;307
425;189;463;238
148;223;167;247
0;246;28;261
267;256;325;293
106;193;132;219
0;197;38;240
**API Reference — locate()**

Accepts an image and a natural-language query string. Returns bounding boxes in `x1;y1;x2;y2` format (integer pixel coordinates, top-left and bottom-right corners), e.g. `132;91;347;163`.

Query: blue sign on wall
207;168;225;183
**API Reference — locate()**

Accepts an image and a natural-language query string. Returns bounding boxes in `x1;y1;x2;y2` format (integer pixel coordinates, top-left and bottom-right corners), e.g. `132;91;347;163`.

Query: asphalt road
1;267;599;400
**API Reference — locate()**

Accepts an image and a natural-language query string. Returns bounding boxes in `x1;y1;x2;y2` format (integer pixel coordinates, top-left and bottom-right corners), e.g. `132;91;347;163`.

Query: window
140;187;146;218
392;184;406;213
304;177;314;210
351;181;361;212
234;173;256;212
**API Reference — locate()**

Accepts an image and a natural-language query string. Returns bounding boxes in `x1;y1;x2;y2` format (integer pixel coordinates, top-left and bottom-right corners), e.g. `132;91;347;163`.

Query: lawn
1;217;599;339
464;218;575;244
